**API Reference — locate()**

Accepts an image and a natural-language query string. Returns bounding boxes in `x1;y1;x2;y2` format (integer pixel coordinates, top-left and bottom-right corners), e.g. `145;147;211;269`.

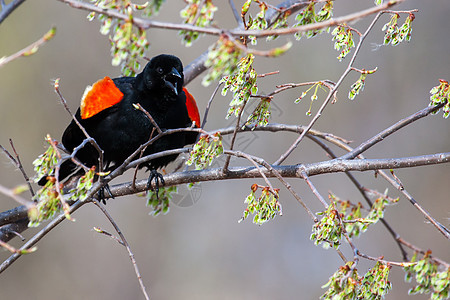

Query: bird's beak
164;67;182;96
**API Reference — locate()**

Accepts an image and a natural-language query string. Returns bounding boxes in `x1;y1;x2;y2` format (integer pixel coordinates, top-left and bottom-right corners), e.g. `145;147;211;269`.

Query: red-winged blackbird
40;54;200;193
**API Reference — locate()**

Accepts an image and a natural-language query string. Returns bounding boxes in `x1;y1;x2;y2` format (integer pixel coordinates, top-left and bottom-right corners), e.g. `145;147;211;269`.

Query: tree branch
107;152;450;199
0;200;86;273
0;26;55;67
274;9;387;165
57;0;405;85
306;135;409;260
0;0;25;24
92;200;150;300
57;0;403;38
340;102;445;160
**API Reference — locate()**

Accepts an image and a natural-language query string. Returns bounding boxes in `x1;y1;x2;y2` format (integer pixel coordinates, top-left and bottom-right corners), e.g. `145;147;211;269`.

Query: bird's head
141;54;184;100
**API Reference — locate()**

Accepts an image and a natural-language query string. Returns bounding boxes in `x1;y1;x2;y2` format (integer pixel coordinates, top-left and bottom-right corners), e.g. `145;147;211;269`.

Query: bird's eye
157;67;163;74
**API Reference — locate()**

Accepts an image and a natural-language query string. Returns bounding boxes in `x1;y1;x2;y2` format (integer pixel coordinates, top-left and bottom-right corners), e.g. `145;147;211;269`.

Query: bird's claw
147;169;165;197
97;183;114;204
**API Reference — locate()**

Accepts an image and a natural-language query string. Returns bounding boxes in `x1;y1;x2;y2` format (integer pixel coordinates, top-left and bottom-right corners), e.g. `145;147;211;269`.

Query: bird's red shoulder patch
80;76;124;119
183;88;200;128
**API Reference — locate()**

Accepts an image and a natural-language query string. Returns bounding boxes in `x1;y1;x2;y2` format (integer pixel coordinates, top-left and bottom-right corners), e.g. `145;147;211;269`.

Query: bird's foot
98;183;114;205
147;169;165;197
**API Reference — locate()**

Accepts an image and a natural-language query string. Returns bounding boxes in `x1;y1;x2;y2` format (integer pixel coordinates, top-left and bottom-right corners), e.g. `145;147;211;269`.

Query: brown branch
55;79;105;172
356;250;415;268
93;227;125;246
0;140;35;198
397;238;450;268
2;151;450;268
228;0;244;28
298;169;329;208
106;152;450;199
222;97;248;172
0;205;28;227
58;0;403;38
274;9;386;165
382;171;450;239
0;200;86;273
57;0;405;85
92;200;150;300
306;134;409;260
0;239;36;254
216;123;352;148
340;102;445;160
0;217;28;242
201;82;222;129
133;103;162;134
0;0;25;24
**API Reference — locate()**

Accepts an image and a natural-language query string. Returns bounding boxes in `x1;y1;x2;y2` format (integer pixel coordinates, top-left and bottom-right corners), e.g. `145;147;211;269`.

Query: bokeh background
1;1;449;299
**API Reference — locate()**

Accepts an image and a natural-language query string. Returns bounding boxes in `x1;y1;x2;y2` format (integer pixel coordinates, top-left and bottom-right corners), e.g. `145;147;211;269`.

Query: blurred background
0;0;449;299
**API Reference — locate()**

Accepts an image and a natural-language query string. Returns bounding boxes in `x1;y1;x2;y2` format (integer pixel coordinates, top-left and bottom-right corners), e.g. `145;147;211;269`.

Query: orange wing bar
80;76;124;119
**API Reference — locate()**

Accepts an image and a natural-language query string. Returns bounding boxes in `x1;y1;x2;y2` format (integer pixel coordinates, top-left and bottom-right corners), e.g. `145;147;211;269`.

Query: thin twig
65;138;97;173
0;239;36;254
92;200;150;300
222;98;248;172
8;139;35;197
335;212;360;283
257;70;280;78
132;127;156;189
47;138;72;220
335;249;348;263
228;0;243;28
215;123;351;148
226;32;293;57
0;200;86;273
0;26;55;67
383;172;450;240
274;10;386;166
0;142;36;199
54;79;105;174
306;135;409;260
356;250;416;267
397;238;450;268
273;88;335;165
299;169;329;208
134;103;162;134
93;227;125;246
130;101;168;188
0;184;34;209
0;0;25;25
0;218;28;243
59;0;402;38
224;150;277;196
201;81;222;129
190;0;206;27
339;102;446;160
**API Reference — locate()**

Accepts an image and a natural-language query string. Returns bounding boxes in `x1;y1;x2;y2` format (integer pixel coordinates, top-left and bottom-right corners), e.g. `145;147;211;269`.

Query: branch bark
0;0;25;24
108;152;450;198
57;0;406;85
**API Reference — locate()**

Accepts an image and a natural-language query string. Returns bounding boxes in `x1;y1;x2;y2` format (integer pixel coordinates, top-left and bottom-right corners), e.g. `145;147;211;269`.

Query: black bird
40;54;200;194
